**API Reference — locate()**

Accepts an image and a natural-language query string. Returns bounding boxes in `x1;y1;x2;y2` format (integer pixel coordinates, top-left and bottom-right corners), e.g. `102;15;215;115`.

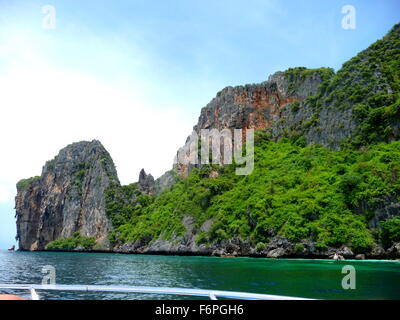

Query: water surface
0;250;398;299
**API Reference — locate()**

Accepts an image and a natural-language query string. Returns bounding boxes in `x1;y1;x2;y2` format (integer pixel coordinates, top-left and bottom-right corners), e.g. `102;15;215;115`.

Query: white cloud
0;62;193;183
0;24;196;205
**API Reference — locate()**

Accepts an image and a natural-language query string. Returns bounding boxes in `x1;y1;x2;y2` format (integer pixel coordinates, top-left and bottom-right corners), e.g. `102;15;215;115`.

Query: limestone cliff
15;140;119;251
193;70;325;132
138;169;178;196
271;25;400;149
138;169;155;195
15;24;400;258
172;24;400;177
120;24;400;259
173;68;331;177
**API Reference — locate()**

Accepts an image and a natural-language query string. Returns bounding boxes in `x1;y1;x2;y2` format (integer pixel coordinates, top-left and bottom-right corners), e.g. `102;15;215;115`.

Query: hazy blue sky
0;0;399;249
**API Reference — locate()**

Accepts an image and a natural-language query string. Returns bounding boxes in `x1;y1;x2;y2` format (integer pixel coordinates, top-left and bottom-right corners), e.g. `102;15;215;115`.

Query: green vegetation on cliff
16;176;40;190
342;24;400;146
107;132;400;252
45;232;97;250
277;24;400;151
316;24;400;146
284;67;334;95
105;183;154;243
380;217;400;249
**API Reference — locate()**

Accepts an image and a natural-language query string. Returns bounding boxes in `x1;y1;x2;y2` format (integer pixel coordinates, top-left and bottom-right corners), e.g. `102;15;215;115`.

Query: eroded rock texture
15;140;119;250
173;69;328;177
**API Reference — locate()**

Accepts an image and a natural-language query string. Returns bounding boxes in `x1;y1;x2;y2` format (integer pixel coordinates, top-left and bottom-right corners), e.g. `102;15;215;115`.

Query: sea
0;250;399;300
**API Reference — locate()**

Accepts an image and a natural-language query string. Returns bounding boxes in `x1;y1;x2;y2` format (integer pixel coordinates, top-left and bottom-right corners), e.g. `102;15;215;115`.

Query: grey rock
267;248;286;258
200;219;214;233
387;243;400;258
15;140;119;251
338;246;354;258
264;237;293;258
173;69;326;177
211;248;226;257
331;254;345;260
367;245;386;258
154;170;178;195
361;195;400;228
138;169;155;195
137;169;178;196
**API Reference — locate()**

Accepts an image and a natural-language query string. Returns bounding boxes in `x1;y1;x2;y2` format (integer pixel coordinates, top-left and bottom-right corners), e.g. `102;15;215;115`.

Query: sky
0;0;399;249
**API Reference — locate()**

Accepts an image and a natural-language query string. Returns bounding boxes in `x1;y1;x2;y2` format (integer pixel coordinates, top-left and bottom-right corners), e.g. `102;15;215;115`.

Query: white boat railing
0;284;314;300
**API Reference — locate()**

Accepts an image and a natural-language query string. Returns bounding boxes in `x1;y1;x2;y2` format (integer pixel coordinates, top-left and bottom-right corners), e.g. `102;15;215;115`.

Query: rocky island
15;140;119;251
15;24;400;259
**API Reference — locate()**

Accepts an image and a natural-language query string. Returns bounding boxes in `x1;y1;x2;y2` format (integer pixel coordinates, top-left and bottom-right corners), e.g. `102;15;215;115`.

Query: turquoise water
0;250;399;300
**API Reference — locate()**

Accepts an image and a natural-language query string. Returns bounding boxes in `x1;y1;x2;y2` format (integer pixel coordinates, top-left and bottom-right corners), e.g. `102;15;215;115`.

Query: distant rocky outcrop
137;169;178;196
173;68;329;177
15;140;119;251
138;169;155;195
113;231;400;259
154;170;178;195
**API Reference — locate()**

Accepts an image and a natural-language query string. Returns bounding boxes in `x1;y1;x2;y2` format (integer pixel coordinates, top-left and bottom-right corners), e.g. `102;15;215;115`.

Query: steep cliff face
138;169;155;195
114;24;400;258
138;169;178;196
194;70;327;131
272;23;400;149
174;68;331;177
15;140;119;251
172;24;400;177
15;24;400;258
